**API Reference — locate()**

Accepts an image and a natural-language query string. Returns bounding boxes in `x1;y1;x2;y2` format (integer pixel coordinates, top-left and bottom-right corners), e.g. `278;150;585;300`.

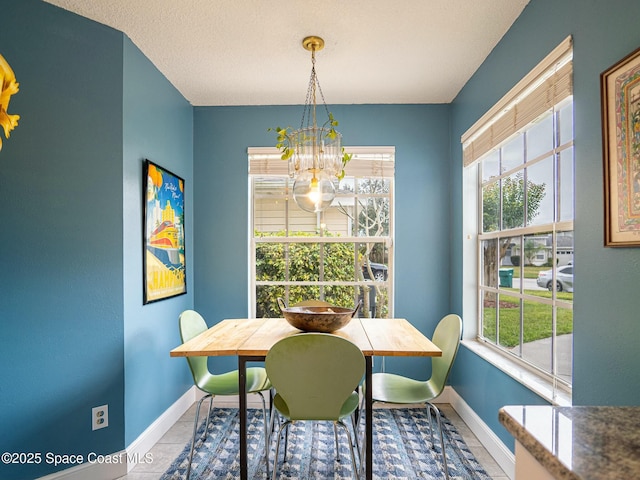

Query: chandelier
273;36;351;213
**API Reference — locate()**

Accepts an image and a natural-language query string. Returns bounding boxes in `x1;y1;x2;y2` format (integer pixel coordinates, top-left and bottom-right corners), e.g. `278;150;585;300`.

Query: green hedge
255;231;357;317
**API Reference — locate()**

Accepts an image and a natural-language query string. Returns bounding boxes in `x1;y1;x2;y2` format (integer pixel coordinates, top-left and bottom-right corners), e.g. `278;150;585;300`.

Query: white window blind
461;36;573;167
248;146;395;178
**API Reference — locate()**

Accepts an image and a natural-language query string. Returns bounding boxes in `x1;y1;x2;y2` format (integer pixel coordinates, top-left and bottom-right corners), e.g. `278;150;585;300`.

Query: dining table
170;316;442;480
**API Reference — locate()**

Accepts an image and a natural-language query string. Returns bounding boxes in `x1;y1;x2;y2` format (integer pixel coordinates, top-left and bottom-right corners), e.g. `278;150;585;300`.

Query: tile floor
117;399;509;480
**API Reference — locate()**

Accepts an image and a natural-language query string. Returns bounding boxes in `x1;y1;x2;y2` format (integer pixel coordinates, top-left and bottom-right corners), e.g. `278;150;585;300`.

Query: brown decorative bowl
277;298;361;333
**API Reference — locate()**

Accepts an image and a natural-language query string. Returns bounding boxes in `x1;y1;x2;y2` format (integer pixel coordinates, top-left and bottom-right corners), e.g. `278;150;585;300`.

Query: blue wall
0;1;194;478
193;104;452;375
449;0;640;448
122;38;194;445
0;1;125;478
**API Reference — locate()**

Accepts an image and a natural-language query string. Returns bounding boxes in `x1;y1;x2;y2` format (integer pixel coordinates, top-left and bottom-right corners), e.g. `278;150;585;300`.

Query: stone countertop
499;405;640;480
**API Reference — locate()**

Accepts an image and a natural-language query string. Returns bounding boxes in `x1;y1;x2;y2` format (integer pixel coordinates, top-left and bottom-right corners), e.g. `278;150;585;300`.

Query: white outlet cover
92;405;109;430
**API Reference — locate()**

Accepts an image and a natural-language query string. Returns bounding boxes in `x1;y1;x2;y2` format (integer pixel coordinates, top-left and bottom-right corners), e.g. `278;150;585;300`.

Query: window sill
461;339;572;407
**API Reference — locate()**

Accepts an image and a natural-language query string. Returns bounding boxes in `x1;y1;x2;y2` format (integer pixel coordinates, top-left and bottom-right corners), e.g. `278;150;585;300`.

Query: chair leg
426;404;435;446
186;394;212;480
283;422;290;460
271;420;291;480
336;420;360;480
427;403;449;480
255;392;270;478
201;395;214;443
350;412;362;465
333;422;341;461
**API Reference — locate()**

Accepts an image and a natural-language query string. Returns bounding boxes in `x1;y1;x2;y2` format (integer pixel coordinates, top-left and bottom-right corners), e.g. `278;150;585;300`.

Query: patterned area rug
160;407;492;479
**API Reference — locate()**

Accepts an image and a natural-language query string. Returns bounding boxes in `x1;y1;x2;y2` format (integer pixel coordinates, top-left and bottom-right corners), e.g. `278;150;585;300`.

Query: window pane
322;242;356;281
481;239;499;287
253;177;288;232
502;134;524;172
525;157;555;226
323;285;358;309
557;305;574;384
559;147;574;221
357;284;389;318
356;196;390;237
521;301;553;371
497;293;521;350
523;232;550;267
557;231;574;272
482;180;500;232
482;290;497;343
289;243;319;280
358;242;389;280
256;242;284;280
527;114;553;161
481;150;500;182
502;173;525;229
558;102;573;146
505;236;522;273
256;285;285;318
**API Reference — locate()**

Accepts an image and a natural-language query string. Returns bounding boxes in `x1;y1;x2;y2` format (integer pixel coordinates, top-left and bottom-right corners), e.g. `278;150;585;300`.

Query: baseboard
447;387;515;479
38;387;197;479
125;386;197;472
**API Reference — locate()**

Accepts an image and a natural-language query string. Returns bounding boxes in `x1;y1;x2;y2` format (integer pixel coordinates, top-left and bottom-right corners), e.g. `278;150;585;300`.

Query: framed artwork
601;46;640;246
143;159;186;303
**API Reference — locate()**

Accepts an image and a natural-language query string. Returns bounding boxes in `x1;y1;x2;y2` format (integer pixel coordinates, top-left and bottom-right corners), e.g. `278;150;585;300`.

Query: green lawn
483;290;573;347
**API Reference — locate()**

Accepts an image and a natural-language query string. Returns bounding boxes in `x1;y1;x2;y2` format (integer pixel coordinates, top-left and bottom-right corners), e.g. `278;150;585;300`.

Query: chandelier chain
299;46;332;131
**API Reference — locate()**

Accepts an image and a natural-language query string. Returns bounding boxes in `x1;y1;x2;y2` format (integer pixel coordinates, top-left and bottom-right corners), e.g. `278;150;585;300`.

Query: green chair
179;310;272;480
369;314;462;480
279;299;362;460
266;333;365;480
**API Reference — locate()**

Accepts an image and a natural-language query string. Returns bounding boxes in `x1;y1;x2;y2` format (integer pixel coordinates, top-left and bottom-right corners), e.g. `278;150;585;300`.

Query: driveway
511;277;546;290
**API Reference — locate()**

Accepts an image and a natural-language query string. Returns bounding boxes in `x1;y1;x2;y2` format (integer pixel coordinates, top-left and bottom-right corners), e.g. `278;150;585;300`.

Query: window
249;147;394;318
462;37;574;397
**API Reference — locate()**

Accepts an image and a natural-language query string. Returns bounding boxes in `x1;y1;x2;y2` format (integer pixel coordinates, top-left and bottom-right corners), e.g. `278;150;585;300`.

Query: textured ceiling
43;0;530;106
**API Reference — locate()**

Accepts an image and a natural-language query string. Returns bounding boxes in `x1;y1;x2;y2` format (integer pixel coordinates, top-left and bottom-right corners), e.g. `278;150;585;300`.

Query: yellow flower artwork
0;53;20;151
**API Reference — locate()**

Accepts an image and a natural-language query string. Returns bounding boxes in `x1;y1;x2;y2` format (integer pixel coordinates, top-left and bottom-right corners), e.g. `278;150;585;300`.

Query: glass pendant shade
288;126;343;180
292;170;336;213
280;36;348;214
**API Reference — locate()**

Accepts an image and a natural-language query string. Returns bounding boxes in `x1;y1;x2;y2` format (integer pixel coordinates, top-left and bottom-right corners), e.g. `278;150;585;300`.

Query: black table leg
239;355;265;480
365;356;372;480
239;356;248;480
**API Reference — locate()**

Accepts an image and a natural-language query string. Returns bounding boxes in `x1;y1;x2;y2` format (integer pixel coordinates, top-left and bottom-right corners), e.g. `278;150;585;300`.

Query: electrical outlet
92;405;108;430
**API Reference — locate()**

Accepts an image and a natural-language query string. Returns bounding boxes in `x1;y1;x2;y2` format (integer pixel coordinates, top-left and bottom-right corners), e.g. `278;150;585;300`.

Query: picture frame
143;159;186;303
601;45;640;246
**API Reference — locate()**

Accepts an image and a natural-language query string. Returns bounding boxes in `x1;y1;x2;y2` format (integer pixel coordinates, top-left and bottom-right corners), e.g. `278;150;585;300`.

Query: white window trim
461;38;574;406
248;146;395;317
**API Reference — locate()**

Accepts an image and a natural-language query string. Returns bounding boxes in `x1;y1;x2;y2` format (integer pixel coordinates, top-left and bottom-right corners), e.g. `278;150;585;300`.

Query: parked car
362;262;388;281
536;265;573;292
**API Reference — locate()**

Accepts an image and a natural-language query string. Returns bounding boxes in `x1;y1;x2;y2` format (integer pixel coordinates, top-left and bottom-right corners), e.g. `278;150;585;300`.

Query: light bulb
292;171;336;213
307;176;321;204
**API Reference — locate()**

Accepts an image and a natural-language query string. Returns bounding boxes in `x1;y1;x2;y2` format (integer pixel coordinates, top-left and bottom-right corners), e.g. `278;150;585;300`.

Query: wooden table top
170;317;441;358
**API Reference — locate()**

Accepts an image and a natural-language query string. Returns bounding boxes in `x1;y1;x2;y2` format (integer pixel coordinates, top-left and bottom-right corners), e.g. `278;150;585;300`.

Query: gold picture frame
601;45;640;246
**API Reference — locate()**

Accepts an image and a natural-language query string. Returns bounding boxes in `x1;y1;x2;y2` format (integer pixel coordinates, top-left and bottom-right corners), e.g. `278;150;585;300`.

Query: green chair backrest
178;310;210;388
429;314;463;397
266;333;365;421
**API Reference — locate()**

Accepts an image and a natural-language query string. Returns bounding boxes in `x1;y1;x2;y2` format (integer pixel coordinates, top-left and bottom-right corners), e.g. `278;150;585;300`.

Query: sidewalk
519;334;572;383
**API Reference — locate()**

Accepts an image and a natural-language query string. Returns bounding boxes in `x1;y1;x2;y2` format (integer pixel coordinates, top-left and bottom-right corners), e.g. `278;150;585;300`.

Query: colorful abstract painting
143;159;186;303
602;46;640;246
